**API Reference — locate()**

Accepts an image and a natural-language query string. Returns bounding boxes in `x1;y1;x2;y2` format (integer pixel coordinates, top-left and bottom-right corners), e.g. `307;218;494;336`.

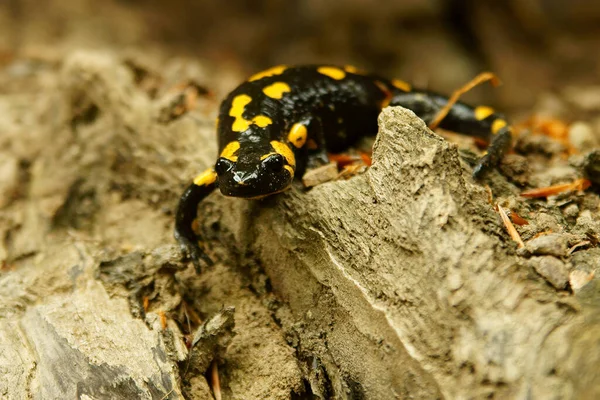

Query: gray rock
523;233;569;257
530;256;570;289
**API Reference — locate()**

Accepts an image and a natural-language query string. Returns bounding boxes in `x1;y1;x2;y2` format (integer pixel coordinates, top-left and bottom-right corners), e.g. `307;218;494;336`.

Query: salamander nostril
263;154;285;172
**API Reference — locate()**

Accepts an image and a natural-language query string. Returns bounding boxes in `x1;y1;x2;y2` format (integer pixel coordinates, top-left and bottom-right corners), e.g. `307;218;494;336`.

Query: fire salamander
175;65;513;269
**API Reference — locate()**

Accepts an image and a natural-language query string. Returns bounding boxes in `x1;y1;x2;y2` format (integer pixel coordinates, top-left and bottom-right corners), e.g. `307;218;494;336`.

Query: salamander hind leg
389;90;513;178
436;103;514;179
472;125;512;178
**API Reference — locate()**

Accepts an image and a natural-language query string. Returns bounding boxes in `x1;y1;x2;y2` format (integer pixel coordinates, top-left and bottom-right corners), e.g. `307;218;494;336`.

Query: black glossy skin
218;67;386;151
175;65;513;270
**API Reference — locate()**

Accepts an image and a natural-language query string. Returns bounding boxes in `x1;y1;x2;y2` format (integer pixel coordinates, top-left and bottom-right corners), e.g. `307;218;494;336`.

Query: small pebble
302;163;339;188
523;233;568;257
562;203;579;219
569;122;598;152
533;212;564;233
530;256;569;289
499;154;529;184
569;269;595;290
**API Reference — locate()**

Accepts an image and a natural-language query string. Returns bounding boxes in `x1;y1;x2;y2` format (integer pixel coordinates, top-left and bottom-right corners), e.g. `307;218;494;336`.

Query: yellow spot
270;141;296;167
317;66;346;80
220;141;240;162
249;65;287;82
232;119;250;132
475;106;495;121
391;79;411;92
263;82;291;99
492;119;508;134
193;168;217;186
288;123;308;148
344;65;365;75
215;117;220;128
252;115;273;127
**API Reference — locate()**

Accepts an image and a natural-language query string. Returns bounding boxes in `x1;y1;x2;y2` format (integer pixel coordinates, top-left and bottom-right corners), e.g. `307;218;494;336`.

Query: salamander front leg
289;116;329;176
434;104;514;179
174;168;218;272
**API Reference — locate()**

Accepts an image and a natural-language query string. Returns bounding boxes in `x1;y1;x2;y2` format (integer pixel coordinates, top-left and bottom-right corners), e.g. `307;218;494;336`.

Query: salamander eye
215;158;233;175
263;154;285;172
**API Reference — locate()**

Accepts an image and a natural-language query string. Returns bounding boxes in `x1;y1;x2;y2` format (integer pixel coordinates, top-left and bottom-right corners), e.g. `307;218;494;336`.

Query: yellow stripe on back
391;79;411;92
229;95;252;117
262;82;291;99
252;115;272;127
249;65;287;82
317;66;346;80
344;65;366;75
474;106;495;121
230;94;252;132
232;119;250;132
229;94;273;132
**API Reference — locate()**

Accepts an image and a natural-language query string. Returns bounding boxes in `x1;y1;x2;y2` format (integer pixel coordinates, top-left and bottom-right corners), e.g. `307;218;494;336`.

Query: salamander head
215;141;295;198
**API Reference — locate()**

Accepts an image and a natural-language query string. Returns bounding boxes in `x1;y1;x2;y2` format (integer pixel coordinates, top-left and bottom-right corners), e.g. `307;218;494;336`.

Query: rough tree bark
1;52;599;399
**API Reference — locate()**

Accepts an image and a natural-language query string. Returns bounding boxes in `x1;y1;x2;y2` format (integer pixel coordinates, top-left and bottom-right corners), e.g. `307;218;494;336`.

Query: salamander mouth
218;169;293;198
218;163;293;198
219;183;291;199
245;186;291;199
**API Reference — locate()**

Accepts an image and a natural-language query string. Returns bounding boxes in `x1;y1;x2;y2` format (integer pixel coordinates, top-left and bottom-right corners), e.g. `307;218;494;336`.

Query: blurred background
1;0;600;113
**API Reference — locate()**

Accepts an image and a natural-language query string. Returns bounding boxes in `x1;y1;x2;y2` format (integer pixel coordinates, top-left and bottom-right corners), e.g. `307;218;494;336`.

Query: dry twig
497;205;524;248
521;179;591;199
429;72;501;130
